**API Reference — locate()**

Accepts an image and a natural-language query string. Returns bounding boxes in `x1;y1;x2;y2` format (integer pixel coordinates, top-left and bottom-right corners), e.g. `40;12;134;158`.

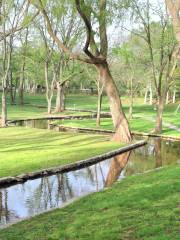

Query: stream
0;120;179;228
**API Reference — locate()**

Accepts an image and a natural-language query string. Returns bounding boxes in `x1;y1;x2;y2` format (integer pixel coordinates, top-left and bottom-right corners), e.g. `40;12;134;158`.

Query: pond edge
0;140;147;188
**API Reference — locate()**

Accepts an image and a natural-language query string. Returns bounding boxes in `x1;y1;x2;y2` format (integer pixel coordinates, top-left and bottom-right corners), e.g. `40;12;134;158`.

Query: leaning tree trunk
96;62;132;143
105;151;131;187
55;82;65;113
155;96;164;134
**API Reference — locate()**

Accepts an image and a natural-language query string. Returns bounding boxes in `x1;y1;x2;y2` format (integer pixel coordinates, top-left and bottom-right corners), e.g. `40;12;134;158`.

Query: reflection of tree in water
0;190;19;225
26;173;74;215
154;138;162;168
56;174;74;204
105;152;131;187
26;177;54;215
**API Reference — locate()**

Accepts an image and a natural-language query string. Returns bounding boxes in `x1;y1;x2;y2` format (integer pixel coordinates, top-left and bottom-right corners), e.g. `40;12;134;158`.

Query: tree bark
19;28;28;105
96;91;102;127
149;84;153;105
1;88;7;127
166;91;169;104
96;62;132;142
55;82;65;112
128;76;133;119
144;88;148;104
19;61;25;105
155;96;164;133
173;89;176;103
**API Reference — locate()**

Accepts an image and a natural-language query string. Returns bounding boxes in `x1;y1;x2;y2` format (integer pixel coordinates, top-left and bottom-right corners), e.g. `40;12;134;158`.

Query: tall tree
130;0;176;133
19;27;29;105
0;0;39;126
30;0;132;143
165;0;180;111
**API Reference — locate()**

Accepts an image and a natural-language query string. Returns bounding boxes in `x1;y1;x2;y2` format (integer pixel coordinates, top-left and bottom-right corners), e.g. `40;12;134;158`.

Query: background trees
0;0;179;138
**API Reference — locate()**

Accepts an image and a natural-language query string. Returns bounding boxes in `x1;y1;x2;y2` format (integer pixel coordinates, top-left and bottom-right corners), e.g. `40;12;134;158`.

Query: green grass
5;104;90;121
0;127;121;179
54;117;180;137
0;165;179;240
1;93;179;125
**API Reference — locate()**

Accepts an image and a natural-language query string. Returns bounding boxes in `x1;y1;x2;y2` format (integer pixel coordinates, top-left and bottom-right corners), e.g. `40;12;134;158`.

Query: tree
165;0;180;112
0;0;39;126
129;0;176;133
112;43;140;119
30;0;132;143
18;27;29;105
39;24;56;114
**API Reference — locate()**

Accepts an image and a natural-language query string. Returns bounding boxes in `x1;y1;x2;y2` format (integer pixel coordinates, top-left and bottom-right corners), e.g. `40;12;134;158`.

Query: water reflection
0;137;179;228
154;138;162;168
15;119;50;129
105;152;131;187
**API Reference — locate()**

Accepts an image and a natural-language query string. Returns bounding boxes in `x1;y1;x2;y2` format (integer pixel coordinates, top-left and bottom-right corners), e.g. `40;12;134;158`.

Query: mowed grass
5;104;90;120
1;93;179;126
0;127;121;178
0;165;179;240
54;117;180;137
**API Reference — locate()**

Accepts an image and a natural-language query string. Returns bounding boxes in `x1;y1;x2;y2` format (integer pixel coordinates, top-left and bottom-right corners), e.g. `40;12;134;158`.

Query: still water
0;134;179;228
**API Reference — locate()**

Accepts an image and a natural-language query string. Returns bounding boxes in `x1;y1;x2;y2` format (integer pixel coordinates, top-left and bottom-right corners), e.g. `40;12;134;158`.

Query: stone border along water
7;113;111;124
0;140;147;188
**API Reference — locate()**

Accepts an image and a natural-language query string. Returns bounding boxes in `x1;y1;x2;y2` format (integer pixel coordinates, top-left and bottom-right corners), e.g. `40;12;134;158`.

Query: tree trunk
144;88;148;104
19;61;25;105
47;99;52;114
45;61;53;114
128;76;133;119
166;91;169;104
1;89;7;127
55;82;65;112
96;91;102;127
9;70;15;105
19;28;28;105
149;85;153;105
96;62;132;143
173;89;176;103
155;96;164;134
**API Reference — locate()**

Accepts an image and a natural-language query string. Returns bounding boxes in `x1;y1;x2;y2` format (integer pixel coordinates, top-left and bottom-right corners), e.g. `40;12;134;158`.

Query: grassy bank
54;117;180;138
4;104;90;121
0;165;179;240
1;93;179;136
0;127;121;178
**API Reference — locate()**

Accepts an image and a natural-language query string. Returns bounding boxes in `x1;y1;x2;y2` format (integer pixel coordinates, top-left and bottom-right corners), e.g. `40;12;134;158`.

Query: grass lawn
5;104;78;120
0;164;179;240
1;93;179;124
0;127;121;179
54;117;180;138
